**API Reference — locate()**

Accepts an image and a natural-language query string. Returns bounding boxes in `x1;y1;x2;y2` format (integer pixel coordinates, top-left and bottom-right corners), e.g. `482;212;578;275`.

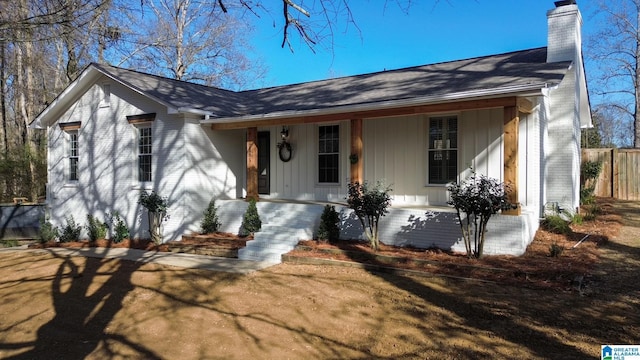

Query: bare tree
0;0;110;42
591;105;634;148
114;0;263;89
0;0;109;201
224;0;359;52
587;0;640;148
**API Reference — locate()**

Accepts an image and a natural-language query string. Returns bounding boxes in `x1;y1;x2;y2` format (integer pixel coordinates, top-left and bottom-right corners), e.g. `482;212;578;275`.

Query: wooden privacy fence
581;148;640;201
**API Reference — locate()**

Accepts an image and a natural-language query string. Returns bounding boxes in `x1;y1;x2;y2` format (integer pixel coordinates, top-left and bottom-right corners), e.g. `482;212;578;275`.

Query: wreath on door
277;141;292;162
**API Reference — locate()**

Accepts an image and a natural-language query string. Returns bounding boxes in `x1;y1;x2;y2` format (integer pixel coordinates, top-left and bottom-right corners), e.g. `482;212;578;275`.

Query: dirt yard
0;200;638;359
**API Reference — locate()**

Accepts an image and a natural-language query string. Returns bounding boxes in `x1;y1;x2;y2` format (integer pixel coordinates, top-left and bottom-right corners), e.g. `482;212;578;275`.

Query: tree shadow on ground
361;269;592;359
344;199;640;358
4;250;160;359
610;200;640;228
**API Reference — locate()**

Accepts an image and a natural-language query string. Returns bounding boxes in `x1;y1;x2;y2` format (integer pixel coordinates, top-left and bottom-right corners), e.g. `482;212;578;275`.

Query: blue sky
247;0;598;88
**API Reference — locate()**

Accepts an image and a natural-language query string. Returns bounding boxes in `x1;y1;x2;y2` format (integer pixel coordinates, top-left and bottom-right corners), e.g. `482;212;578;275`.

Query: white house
32;1;591;261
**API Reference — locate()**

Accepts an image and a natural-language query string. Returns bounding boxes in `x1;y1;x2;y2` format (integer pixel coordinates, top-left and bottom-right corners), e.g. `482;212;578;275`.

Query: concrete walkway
0;245;277;274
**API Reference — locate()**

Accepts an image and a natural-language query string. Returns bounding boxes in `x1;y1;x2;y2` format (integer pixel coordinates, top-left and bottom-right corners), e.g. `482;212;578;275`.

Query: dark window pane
318;125;339;183
69;132;78;181
70;158;78;181
319;154;339;183
428;116;457;184
139;154;152;182
447;117;458;148
139;127;152;181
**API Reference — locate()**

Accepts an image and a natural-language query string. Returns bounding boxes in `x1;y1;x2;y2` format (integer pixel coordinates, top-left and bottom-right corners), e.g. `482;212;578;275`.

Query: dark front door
258;131;270;194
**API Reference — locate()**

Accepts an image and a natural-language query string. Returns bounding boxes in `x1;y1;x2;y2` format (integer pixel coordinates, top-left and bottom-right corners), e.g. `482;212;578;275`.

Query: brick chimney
546;0;582;63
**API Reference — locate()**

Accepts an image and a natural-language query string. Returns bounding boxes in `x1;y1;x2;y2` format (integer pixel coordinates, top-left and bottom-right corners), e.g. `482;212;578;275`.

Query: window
428;116;458;184
101;84;111;107
138;126;152;182
69;131;79;181
318;125;339;183
127;113;156;183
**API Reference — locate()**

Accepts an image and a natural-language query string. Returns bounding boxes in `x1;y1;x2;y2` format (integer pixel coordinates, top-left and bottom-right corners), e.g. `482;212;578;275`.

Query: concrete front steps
237;203;324;264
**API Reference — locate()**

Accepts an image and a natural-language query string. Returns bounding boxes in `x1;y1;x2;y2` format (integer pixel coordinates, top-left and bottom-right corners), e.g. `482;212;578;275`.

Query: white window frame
68;130;79;182
427;115;458;185
318;124;340;184
138;125;152;183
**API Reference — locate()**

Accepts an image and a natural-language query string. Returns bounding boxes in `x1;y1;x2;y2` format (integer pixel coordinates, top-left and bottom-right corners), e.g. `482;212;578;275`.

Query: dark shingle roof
244;47;568;115
92;63;252;115
95;47;569;119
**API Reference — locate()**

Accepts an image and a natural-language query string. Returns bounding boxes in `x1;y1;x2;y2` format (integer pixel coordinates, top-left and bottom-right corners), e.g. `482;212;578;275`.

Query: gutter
168;107;214;116
201;82;553;125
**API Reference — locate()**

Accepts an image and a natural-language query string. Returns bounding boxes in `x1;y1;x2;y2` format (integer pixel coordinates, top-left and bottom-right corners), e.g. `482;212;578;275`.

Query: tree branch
284;0;310;17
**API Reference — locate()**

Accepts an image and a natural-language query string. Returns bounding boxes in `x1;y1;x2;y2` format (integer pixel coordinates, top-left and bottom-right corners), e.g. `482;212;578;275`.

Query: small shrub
541;215;572;235
580;188;597;205
581;160;602;183
347;181;392;251
240;198;261;236
571;212;583;225
549;242;564;257
583;203;602;221
317;205;340;242
447;171;513;258
200;198;221;234
107;212;129;243
580;160;602;204
1;239;19;248
85;214;108;241
38;216;59;244
59;215;82;243
138;191;169;215
138;190;169;244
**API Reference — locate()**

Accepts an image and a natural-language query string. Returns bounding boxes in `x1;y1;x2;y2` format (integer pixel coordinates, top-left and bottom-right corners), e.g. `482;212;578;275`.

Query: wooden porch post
350;119;363;184
503;106;520;215
246;127;259;201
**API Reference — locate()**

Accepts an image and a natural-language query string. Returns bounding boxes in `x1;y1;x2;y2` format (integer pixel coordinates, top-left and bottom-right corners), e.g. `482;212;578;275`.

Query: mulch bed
286;199;620;290
28;232;251;255
27;199;621;291
29;238;169;251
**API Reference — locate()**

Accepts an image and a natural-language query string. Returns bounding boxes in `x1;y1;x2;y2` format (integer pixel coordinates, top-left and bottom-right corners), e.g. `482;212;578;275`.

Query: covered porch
207;96;540;260
210;96;535;217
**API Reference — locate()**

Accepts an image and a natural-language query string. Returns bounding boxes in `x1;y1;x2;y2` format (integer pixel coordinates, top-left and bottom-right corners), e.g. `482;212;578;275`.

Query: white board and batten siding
259;108;542;211
361;109;505;207
256;122;351;202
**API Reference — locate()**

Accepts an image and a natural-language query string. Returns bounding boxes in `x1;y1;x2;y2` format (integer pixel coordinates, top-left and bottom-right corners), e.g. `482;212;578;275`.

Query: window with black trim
428;116;458;184
138;126;152;182
318;124;339;183
69;131;79;181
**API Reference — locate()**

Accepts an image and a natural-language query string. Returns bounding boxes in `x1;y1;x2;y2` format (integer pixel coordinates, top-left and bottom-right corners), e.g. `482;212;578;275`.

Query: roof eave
169;107;214;116
201;82;553;125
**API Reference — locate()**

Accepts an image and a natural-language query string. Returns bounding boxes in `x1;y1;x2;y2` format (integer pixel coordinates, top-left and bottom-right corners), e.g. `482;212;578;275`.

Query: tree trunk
635;8;640;148
148;211;165;245
1;39;7;155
